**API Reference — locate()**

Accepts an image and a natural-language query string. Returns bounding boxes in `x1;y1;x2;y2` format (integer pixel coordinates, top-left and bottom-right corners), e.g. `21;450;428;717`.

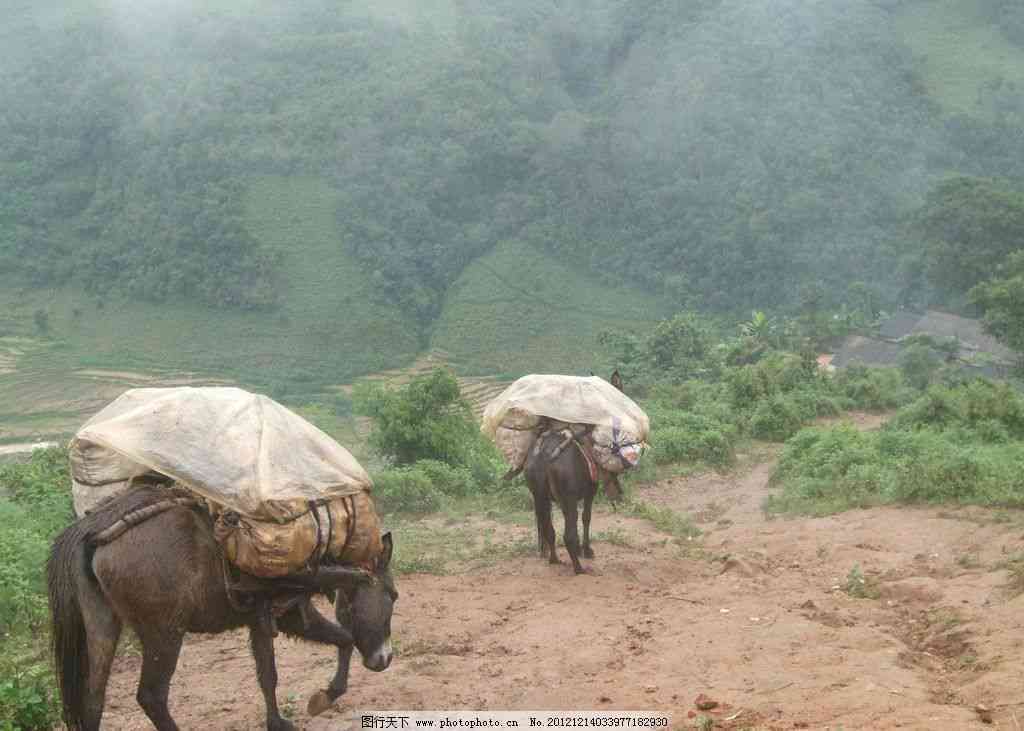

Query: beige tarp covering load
70;387;372;522
481;375;649;473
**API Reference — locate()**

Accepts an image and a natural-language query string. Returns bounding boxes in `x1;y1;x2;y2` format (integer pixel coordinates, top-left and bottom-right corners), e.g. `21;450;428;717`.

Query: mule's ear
380;531;394;569
610;370;623;391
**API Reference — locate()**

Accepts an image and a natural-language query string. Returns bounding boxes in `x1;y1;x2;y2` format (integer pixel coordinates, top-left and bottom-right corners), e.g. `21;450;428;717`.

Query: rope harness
534;425;599;483
90;494;201;546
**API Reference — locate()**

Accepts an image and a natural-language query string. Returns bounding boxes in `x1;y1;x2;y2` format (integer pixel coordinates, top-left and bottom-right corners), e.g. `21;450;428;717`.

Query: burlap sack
326;490;384;570
215;509;321;578
494;426;537;470
215;490;383;577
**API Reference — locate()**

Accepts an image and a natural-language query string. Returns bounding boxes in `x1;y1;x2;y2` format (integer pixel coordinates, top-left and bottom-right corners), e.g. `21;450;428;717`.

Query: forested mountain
2;0;1024;364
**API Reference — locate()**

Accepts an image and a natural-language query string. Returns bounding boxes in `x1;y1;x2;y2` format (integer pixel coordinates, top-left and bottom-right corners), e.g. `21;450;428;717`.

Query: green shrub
0;657;60;731
371;456;504;515
899;342;943;390
372;466;446;515
748;394;807;441
651;425;734;467
768;418;1024;515
0;505;50;634
355;369;495;472
0;448;72;730
727;351;815;406
832;365;912;411
889;386;963;432
411;460;478;499
888;382;1024;442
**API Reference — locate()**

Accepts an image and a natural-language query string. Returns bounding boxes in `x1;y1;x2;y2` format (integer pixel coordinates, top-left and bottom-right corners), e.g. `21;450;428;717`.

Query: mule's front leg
249;623;295;731
276;598;355;716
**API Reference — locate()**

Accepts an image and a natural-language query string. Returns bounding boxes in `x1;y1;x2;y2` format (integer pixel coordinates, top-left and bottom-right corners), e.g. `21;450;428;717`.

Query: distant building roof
913;311;1015;362
875;309;1017;365
877;311;924;341
831;336;904;369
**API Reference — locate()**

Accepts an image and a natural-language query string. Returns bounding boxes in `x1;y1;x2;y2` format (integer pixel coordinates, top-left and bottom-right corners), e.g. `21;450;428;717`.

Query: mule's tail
47;522;94;731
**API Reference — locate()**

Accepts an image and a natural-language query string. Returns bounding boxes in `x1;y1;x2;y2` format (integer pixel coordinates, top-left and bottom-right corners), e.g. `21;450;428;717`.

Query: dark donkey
523;372;625;574
47;484;397;731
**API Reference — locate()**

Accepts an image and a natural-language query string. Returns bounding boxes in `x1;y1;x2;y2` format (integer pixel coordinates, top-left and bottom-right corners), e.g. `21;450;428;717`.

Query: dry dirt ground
97;414;1024;730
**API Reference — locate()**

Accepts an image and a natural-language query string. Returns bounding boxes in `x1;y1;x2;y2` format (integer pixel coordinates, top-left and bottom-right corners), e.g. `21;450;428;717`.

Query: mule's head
339;532;396;671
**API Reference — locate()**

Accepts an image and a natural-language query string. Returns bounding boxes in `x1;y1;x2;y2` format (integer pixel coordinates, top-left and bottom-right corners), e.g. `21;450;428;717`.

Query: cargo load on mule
70;386;383;579
480;374;649;500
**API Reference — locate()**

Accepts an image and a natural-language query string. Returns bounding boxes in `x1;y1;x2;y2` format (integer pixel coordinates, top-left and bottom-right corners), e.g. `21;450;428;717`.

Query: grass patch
386;514;535;575
896;0;1024;121
591;528;633;548
624;500;700;541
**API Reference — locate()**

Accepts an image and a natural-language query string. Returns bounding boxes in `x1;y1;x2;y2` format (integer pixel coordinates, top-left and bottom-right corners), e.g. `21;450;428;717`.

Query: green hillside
0;177;419;442
2;0;1024;441
897;0;1024;120
433;240;669;376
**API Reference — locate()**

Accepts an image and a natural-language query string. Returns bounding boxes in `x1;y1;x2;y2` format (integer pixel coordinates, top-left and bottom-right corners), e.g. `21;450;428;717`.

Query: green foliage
0;448;72;729
889;380;1024;437
726;351;816;406
971;249;1024;354
372;466;446;515
899;342;943;390
832;365;914;411
631;312;914;477
0;658;59;731
356;369;506;512
599;311;721;390
6;0;1019;333
747;392;836;442
372;459;506;516
645;313;717;379
432;239;666;376
354;369;479;466
0;507;50;634
917;177;1024;300
768;381;1024;515
844;564;880;600
649;422;734;468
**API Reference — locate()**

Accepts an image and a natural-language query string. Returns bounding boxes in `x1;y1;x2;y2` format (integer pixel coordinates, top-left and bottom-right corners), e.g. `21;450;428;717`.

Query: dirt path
0;441;58;458
98;414;1024;730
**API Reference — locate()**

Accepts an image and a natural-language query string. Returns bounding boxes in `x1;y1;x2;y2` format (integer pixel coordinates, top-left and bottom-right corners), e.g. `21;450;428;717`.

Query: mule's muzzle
363;639;393;671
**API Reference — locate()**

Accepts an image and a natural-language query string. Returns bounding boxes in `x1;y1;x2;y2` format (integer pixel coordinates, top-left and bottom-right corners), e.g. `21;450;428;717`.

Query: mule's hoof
269;720;297;731
308;690;336;717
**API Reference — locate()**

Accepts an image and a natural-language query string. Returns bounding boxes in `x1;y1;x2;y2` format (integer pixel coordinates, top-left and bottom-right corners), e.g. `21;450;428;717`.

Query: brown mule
47;485;397;731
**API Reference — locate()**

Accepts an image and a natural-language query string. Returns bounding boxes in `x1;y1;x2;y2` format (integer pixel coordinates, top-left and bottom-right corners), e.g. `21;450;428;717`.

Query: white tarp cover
481;375;649;470
70;387;371;521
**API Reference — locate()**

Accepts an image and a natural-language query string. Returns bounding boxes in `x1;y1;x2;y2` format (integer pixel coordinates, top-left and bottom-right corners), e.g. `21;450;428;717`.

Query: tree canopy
3;0;1024;327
